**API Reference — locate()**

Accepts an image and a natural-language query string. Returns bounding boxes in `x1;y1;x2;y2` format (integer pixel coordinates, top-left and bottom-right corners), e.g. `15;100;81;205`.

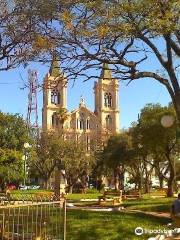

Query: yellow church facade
42;61;120;148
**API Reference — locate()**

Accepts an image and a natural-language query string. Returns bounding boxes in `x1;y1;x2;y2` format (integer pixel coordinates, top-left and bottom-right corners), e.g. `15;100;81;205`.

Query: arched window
52;113;58;127
52;114;55;126
86;118;90;129
51;89;60;105
79;119;84;130
77;113;85;130
104;92;112;107
106;115;112;128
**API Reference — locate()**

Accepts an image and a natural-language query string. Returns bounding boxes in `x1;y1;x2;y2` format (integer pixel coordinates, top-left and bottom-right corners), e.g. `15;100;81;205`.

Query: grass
66;209;169;240
123;197;174;213
7;189;176;239
11;189;174;213
66;193;100;201
12;189;53;194
66;191;174;213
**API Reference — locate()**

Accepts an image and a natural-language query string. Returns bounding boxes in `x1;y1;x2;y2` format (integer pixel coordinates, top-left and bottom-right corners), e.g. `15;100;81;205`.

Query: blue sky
0;60;171;129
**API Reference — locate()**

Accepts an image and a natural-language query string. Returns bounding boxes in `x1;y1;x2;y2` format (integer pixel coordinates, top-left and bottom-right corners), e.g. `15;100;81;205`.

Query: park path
126;209;171;219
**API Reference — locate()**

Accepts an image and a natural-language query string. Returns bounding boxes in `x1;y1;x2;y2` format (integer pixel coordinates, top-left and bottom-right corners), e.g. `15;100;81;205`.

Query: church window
79;119;84;130
51;89;60;105
106;115;112;128
86;118;90;129
52;113;58;127
52;114;55;126
104;92;112;107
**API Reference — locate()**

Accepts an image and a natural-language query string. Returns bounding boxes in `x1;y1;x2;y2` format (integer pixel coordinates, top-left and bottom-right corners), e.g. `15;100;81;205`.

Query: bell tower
42;56;67;130
94;63;119;134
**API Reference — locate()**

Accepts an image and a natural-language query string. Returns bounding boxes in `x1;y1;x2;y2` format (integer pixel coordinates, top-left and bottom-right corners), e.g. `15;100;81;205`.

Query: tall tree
30;132;91;193
132;103;179;197
101;132;133;190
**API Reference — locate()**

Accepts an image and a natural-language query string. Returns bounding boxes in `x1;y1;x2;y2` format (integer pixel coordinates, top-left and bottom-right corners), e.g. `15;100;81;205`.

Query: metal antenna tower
27;69;39;136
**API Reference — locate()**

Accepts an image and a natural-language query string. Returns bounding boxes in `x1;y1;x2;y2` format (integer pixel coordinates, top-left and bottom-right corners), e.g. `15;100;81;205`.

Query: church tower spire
42;55;67;130
49;54;61;77
94;63;119;134
100;63;112;80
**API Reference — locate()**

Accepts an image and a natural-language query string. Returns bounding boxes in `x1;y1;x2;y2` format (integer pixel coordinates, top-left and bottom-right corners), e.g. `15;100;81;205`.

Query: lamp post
23;142;30;187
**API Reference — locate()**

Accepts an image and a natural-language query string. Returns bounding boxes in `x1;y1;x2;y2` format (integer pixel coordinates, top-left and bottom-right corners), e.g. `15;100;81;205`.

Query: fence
0;194;66;240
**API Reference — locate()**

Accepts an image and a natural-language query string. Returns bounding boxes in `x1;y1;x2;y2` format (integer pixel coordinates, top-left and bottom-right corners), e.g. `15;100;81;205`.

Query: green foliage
102;133;132;169
30;132;92;189
131;103;179;196
0;112;30;186
0;112;29;150
133;103;177;158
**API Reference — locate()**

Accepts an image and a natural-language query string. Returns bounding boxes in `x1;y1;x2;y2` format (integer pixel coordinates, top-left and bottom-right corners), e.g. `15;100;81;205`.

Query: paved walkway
127;209;171;219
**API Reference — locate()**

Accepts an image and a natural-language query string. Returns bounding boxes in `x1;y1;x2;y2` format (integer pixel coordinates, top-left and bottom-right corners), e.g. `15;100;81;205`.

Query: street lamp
161;114;175;128
23;142;30;187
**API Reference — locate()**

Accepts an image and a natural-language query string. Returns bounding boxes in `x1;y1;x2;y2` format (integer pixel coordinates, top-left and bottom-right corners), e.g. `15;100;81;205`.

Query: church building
42;60;120;149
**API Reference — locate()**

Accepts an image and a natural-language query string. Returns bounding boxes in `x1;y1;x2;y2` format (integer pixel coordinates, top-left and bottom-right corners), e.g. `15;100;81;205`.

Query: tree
54;107;68;196
30;132;57;189
31;132;92;193
0;149;23;190
63;141;92;193
132;103;179;197
29;1;180;127
0;0;40;71
101;132;133;190
0;112;30;190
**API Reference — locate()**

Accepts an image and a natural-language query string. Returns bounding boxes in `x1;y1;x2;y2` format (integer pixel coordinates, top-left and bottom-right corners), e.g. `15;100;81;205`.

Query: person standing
172;193;180;217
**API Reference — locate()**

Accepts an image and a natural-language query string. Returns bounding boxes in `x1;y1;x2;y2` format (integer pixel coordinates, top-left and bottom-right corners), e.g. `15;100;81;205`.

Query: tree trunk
166;161;175;197
118;173;124;190
115;177;119;190
175;96;180;127
114;169;119;190
144;179;150;194
167;176;174;197
68;185;73;194
144;167;150;193
43;179;49;190
138;179;141;191
166;85;180;129
158;175;164;189
54;168;61;199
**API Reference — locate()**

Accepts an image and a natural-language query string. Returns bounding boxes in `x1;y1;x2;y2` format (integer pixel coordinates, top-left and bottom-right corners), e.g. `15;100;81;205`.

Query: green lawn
66;193;100;201
66;209;169;240
11;190;175;213
123;197;174;213
9;190;176;239
66;192;174;214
